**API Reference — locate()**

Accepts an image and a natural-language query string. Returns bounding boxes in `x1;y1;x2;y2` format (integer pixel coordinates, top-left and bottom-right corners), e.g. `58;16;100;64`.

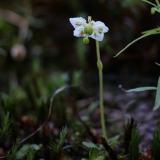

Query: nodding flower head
69;16;109;42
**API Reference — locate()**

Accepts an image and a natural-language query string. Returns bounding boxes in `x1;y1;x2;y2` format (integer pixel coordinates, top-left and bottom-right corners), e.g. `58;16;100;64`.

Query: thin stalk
96;40;107;140
114;32;160;57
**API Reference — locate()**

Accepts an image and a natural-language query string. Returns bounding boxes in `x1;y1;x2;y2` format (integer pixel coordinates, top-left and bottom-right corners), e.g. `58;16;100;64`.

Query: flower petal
89;31;104;41
69;17;86;29
73;30;80;37
94;21;109;33
73;28;85;37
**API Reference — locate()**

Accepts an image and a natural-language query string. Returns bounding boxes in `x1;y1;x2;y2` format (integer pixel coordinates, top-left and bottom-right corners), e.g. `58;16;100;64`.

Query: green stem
156;0;160;6
96;40;107;140
114;32;159;57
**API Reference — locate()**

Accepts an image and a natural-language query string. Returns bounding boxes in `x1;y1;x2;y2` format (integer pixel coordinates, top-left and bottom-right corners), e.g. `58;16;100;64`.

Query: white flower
69;16;109;41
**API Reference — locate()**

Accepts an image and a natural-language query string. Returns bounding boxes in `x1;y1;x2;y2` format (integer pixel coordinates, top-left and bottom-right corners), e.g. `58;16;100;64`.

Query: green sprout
0;112;12;144
151;128;160;160
48;127;68;158
129;128;140;160
6;139;23;160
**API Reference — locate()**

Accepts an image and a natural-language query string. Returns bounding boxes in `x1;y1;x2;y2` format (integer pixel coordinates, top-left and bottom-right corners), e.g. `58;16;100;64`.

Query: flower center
84;25;93;35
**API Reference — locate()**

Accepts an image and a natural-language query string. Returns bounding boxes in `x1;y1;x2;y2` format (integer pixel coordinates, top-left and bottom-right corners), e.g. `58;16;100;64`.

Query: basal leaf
119;85;157;92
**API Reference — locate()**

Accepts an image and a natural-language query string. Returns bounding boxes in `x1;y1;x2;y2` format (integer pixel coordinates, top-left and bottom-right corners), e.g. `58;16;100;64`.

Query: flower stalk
96;40;107;140
69;16;109;139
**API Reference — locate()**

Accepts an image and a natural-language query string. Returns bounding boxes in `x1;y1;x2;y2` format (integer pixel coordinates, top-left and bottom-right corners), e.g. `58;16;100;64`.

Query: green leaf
82;142;99;149
151;7;158;14
142;0;157;7
144;27;159;33
114;27;160;57
142;27;160;34
16;144;41;159
129;128;140;160
114;33;152;57
155;62;160;66
119;85;157;92
88;101;99;114
108;135;120;148
153;77;160;111
89;148;99;159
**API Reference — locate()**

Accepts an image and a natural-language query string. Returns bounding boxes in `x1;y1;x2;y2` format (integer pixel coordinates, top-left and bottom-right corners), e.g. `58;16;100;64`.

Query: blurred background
0;0;160;92
0;0;160;158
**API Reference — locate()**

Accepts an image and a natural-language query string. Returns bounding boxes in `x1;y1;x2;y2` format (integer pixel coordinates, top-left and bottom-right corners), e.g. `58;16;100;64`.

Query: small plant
6;139;24;160
151;128;160;160
0;112;12;145
114;0;160;111
26;148;36;160
69;16;109;140
124;117;138;154
88;148;99;160
17;144;41;160
129;128;140;160
48;127;68;158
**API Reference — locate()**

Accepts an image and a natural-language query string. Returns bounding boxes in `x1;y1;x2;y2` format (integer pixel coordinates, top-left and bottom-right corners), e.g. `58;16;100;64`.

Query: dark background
0;0;160;158
0;0;160;94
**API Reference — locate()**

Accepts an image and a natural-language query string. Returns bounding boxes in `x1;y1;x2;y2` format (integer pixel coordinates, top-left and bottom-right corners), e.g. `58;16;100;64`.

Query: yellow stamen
94;32;98;38
88;16;92;22
76;22;82;26
98;27;103;34
79;30;84;36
